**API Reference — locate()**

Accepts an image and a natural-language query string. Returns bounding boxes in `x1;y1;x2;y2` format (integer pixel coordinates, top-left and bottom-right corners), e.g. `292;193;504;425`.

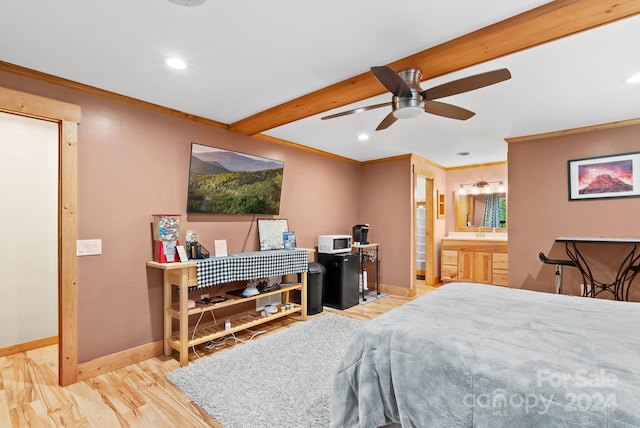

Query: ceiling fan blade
375;112;398;131
321;102;392;120
371;66;412;98
424;100;475;120
422;68;511;100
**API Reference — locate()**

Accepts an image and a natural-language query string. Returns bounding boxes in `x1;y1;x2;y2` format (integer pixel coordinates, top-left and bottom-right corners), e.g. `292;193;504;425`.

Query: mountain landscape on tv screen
192;150;282;172
187;145;284;215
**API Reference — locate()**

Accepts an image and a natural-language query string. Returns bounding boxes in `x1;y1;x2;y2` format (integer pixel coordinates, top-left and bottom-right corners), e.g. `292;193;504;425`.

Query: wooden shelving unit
415;204;426;278
166;283;303;348
148;260;308;366
437;190;445;219
168;300;303;350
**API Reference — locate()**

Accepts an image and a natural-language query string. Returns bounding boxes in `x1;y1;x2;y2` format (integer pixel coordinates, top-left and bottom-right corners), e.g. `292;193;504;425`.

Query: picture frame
186;143;284;215
176;245;189;263
257;218;289;250
568;152;639;201
214;239;228;257
283;231;296;249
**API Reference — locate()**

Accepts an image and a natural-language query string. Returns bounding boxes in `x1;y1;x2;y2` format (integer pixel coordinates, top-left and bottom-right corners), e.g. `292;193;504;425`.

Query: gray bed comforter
330;282;640;427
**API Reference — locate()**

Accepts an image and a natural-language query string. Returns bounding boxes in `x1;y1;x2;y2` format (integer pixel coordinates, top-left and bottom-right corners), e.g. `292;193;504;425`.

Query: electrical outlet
77;239;102;256
200;293;209;301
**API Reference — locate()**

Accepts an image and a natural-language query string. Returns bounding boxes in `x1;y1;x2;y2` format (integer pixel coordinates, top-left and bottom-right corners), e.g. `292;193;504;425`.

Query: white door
0;112;58;348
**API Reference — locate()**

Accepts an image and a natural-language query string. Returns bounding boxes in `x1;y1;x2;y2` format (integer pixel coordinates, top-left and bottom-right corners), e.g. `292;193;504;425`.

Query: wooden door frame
0;86;80;386
413;165;435;286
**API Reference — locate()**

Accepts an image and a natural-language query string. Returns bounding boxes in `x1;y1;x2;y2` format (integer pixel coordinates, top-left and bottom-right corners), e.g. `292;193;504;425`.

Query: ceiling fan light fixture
392;106;423;119
322;66;510;131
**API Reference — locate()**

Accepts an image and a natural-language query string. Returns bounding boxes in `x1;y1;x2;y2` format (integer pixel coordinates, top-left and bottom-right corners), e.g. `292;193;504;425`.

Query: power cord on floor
191;310;216;360
203;328;266;349
190;311;268;357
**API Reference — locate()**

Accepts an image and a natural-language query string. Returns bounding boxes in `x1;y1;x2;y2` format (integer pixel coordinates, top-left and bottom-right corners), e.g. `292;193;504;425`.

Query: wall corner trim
77;340;164;381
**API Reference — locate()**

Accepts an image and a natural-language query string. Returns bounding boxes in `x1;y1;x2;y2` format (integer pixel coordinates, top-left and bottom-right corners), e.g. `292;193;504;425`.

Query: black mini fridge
318;252;359;310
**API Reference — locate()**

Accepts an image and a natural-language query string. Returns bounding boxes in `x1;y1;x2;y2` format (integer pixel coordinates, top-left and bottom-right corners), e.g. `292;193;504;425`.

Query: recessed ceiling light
357;133;369;141
457;151;471;156
166;57;187;70
624;73;640;84
168;0;207;6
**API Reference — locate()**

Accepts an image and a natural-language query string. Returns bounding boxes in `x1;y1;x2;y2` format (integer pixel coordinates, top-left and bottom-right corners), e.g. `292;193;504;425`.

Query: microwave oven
318;234;352;254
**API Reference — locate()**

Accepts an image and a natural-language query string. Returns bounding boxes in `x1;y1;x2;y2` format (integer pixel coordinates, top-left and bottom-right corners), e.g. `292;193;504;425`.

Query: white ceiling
2;0;639;167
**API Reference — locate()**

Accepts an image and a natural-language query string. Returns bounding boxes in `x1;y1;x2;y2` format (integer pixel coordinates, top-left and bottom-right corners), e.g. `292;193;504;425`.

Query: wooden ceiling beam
229;0;640;136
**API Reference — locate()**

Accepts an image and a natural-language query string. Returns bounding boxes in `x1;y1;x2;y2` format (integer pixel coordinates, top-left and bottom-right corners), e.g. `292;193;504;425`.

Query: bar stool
538;252;577;295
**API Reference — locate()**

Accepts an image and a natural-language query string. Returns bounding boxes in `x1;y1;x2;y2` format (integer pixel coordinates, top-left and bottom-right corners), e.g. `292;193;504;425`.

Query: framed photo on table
568;152;640;201
257;218;289;250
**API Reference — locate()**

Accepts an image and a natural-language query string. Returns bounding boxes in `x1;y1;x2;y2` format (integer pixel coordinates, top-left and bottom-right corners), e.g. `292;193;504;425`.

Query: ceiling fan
321;66;511;130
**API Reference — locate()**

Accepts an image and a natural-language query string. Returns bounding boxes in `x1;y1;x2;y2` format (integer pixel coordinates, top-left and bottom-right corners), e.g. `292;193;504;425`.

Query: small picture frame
257;218;289;250
283;231;296;249
568;151;639;201
214;239;228;257
176;245;189;263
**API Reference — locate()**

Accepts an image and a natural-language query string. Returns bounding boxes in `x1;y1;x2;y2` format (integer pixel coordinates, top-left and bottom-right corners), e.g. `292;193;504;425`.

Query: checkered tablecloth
194;249;309;289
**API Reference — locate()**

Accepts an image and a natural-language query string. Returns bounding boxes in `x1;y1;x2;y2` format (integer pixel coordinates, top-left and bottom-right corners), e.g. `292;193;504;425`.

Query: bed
330;282;640;427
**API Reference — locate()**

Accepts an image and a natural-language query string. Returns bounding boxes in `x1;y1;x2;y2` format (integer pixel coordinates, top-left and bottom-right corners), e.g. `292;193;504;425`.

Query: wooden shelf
168;304;303;349
148;256;309;366
167;283;303;318
437;190;445;219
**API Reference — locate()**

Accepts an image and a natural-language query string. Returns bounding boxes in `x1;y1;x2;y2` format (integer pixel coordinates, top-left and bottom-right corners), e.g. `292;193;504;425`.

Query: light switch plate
77;239;102;256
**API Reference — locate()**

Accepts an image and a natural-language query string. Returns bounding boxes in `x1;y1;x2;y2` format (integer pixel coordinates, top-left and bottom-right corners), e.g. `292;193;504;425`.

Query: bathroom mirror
455;192;507;231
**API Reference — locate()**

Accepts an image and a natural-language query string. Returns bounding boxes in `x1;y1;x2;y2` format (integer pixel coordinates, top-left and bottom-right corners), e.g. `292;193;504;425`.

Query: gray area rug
167;312;363;428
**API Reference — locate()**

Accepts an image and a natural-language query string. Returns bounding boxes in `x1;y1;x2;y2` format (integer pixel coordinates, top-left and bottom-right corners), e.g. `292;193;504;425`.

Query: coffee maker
352;224;369;244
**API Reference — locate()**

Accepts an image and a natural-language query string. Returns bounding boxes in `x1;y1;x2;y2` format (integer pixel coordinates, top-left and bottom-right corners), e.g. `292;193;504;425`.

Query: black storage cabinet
306;262;326;315
318;252;360;310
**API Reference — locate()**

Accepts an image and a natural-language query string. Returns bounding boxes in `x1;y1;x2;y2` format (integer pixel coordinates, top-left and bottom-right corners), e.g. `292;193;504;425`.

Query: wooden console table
148;249;309;366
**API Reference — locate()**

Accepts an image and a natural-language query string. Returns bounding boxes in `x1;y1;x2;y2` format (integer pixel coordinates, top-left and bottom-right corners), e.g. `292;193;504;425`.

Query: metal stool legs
538;252;576;295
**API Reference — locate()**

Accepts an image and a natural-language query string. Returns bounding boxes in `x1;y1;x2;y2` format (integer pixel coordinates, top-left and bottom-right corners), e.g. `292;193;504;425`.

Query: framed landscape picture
568;152;639;200
187;143;284;214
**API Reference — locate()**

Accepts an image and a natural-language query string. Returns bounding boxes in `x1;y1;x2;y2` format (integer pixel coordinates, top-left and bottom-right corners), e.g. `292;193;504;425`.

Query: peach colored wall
359;156;447;291
0;71;362;362
445;163;508;233
508;124;640;301
360;157;412;290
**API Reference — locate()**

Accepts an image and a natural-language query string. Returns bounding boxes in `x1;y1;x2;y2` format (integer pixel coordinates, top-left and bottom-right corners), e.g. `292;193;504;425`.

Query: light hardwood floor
1;282;437;427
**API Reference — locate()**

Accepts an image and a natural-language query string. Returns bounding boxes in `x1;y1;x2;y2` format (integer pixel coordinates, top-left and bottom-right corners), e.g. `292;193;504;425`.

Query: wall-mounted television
187;143;284;215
